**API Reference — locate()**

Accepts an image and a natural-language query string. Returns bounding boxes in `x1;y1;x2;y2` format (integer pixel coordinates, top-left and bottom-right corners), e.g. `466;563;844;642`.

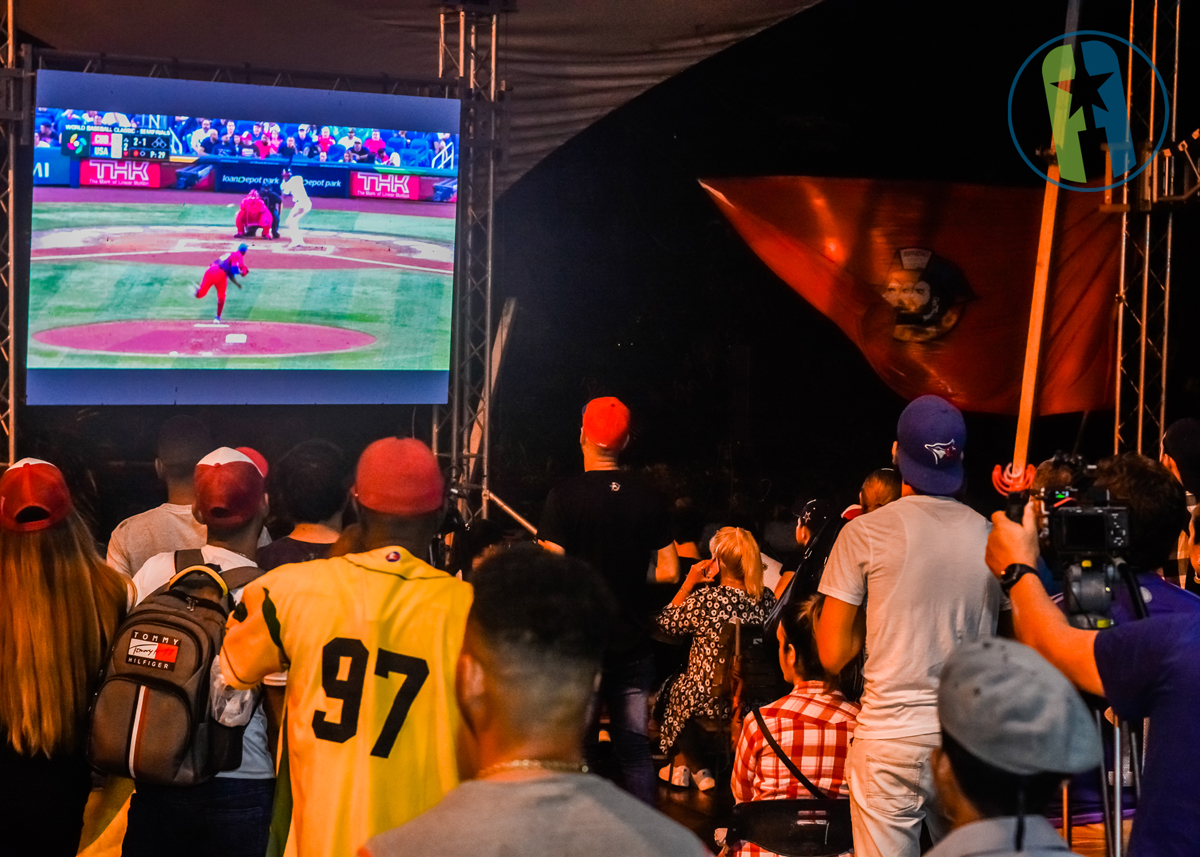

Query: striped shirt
730;681;859;857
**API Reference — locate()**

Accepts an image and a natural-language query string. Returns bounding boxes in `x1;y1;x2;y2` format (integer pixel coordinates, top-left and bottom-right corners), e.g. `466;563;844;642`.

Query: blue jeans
122;776;274;857
587;653;655;804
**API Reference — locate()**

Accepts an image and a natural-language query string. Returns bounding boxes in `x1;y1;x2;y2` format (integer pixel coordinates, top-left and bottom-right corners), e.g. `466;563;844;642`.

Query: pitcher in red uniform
194;243;249;323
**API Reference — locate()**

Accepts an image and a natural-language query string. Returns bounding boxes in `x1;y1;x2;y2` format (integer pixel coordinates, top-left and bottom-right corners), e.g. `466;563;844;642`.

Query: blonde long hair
0;512;128;756
709;526;764;600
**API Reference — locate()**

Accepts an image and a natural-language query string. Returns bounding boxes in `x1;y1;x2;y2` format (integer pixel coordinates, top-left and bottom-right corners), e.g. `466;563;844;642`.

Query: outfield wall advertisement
29;71;461;405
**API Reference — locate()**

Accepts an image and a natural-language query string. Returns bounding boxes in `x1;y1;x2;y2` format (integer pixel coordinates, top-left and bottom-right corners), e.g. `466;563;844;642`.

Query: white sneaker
658;764;690;787
693;768;716;791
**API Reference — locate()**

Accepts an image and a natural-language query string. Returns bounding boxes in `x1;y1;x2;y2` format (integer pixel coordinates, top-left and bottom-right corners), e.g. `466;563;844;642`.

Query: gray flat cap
938;638;1102;776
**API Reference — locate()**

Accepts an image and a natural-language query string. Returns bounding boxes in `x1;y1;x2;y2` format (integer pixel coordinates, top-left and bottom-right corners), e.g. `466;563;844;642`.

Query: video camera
1007;454;1133;629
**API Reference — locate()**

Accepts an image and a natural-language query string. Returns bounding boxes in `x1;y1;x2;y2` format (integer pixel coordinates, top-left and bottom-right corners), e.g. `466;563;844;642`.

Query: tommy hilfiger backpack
87;549;264;786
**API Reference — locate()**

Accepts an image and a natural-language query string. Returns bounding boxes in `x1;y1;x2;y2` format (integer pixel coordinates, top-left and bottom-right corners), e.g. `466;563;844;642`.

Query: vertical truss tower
0;0;23;465
1114;0;1182;455
436;3;506;522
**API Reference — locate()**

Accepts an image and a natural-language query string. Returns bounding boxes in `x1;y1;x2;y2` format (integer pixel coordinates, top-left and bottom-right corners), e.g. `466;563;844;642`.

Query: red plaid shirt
730;682;860;857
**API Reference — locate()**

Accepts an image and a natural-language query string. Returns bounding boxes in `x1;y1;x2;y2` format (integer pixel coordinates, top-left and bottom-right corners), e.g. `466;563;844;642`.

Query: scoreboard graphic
61;124;170;161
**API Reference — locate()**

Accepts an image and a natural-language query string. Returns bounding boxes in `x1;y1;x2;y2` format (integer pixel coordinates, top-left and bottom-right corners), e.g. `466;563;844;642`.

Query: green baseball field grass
29;197;455;371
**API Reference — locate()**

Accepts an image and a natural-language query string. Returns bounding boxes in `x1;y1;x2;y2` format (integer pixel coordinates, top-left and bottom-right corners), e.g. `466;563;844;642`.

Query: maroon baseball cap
194;447;266;528
354;437;444;517
582;397;631;450
0;458;73;532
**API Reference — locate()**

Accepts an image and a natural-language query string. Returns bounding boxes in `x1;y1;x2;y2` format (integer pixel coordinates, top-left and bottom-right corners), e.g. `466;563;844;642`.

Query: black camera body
1039;484;1132;630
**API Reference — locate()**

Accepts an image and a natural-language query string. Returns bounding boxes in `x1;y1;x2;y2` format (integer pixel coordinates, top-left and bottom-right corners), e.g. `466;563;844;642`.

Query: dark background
18;0;1200;542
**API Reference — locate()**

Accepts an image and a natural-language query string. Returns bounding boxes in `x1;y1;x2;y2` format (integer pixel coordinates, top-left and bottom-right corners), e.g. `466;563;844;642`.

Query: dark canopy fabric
20;0;817;190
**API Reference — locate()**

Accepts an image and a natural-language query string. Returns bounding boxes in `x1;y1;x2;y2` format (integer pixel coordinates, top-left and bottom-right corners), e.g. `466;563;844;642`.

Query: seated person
258;439;348;570
927;638;1101;857
236;133;258;158
196;128;219;155
657;526;776;791
359;547;709;857
277;135;298;159
253;133;278;159
363;129;387;157
349;138;375;164
729;595;860;857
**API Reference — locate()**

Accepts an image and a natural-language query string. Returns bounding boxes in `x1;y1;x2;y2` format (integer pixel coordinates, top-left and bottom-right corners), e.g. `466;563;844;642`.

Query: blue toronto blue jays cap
895;395;966;496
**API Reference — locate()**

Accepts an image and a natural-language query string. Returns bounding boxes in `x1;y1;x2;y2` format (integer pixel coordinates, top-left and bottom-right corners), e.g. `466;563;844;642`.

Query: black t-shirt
257;536;333;571
538;469;673;657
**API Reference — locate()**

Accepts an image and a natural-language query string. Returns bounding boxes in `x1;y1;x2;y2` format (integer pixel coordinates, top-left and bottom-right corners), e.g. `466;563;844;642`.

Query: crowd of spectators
2;402;1200;857
34;107;458;169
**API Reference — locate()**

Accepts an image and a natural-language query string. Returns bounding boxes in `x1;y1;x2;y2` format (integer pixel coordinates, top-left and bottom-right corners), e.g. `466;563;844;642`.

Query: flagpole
993;1;1081;495
1013;166;1060;475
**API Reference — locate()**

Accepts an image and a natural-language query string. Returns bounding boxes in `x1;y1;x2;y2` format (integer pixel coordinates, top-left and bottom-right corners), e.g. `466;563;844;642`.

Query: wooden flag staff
992;164;1061;495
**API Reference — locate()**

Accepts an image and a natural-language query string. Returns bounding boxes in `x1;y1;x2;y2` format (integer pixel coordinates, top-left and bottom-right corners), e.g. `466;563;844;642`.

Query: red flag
701;177;1118;415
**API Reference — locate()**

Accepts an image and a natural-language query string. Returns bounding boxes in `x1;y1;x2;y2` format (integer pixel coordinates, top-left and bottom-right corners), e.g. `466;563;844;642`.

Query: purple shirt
1094;613;1200;857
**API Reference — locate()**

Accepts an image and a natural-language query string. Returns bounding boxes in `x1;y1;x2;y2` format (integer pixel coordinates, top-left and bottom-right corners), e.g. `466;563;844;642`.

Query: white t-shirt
818;494;1002;739
132;544;280;779
106;503;272;578
281;175;310;206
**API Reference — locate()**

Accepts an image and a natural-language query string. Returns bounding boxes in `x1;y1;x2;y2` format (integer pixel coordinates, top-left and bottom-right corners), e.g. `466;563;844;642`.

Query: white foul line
34;247;449;273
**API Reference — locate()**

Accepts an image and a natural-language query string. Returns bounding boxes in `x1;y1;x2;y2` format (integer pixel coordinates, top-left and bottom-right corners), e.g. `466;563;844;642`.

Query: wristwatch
1000;563;1036;595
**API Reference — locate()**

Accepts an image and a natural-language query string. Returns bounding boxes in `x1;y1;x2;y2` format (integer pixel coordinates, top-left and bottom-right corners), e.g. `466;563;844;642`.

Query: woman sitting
657;526;776;791
728;594;860;857
0;458;132;856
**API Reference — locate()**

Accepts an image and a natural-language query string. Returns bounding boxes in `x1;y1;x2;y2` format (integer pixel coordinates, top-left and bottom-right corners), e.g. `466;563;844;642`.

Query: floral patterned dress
656;584;776;752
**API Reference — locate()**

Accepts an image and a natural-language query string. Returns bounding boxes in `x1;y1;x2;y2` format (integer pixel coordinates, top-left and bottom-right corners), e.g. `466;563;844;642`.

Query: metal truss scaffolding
0;0;24;466
1114;0;1181;455
435;4;506;523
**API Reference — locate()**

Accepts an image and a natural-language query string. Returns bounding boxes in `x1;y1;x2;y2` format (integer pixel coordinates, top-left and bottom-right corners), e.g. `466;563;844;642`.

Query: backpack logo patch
126;631;180;671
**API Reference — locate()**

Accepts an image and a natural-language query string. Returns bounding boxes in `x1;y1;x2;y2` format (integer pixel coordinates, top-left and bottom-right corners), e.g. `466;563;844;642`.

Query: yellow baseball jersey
220;547;473;857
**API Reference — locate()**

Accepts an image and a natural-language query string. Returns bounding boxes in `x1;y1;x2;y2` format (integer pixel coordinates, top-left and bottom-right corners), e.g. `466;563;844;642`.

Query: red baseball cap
235;446;269;478
354;437;444;517
194;447;266;528
0;458;73;532
582;397;630;450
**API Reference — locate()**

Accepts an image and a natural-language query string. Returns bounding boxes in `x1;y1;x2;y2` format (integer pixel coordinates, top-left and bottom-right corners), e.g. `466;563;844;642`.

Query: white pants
846;733;947;857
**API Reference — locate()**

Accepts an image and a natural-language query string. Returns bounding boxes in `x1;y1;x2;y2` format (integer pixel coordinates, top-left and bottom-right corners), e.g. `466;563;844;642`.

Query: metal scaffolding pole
437;3;507;523
1114;0;1180;456
0;0;26;466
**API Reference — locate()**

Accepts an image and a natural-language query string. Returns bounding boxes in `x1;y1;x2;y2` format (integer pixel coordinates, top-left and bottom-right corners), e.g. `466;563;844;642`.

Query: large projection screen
28;71;460;404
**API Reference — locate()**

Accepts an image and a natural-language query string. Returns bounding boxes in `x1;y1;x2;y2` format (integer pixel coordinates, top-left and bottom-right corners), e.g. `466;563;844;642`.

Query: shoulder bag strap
752;707;831;801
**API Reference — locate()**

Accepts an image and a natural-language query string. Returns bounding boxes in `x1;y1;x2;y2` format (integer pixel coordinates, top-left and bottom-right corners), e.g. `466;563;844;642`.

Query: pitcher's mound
34;320;376;358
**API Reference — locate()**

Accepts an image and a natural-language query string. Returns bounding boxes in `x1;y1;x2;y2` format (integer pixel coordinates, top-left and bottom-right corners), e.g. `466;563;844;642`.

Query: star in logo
925;441;959;464
1054;44;1116;128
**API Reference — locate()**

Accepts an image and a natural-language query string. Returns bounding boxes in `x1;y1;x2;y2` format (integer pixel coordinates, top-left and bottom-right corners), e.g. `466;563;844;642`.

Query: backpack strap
174;548;207;573
219;565;265;592
170;550;263;594
752;707;832;801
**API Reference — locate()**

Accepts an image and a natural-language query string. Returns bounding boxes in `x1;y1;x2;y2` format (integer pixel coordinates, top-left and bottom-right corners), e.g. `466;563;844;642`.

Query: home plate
34;319;376;358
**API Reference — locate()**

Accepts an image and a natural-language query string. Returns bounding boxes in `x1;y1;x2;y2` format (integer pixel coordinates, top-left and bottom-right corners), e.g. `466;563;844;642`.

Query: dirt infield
32;225;453;273
34;319;376;358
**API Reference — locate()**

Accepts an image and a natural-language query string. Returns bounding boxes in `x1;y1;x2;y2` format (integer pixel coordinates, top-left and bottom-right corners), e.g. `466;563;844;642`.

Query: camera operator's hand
986;499;1040;576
